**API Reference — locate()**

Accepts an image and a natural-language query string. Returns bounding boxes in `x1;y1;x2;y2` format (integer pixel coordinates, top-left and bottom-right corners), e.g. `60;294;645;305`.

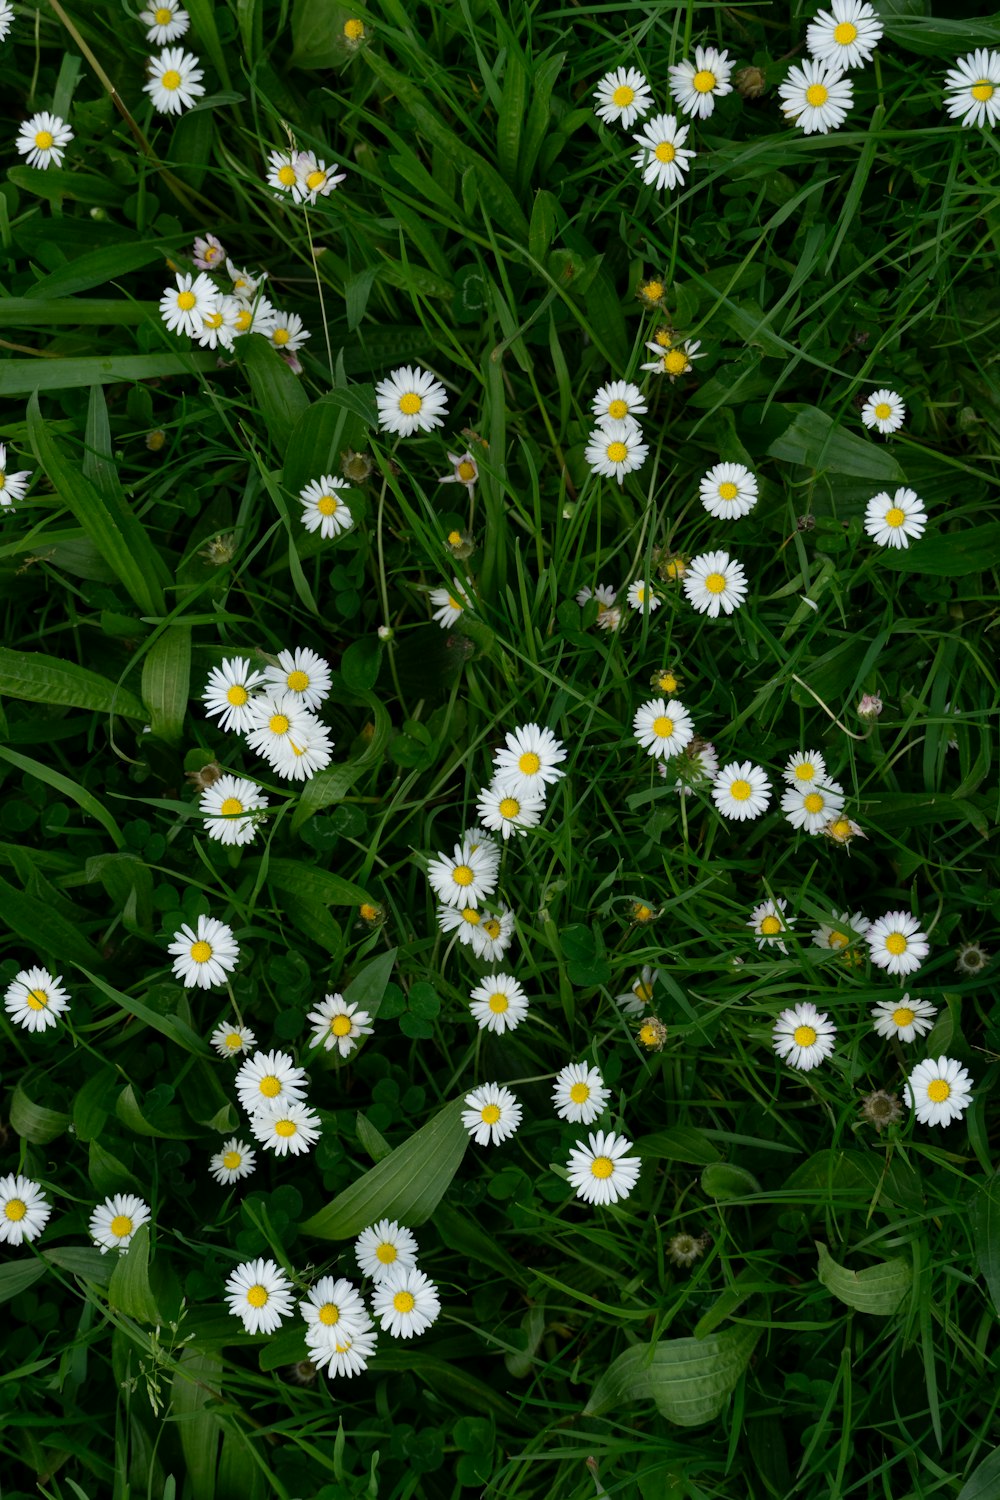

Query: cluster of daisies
0;1172;154;1256
200;646;334;788
159;234;311;361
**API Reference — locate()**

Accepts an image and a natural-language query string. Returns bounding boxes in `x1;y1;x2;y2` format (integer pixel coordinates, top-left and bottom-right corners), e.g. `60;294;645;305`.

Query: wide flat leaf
0;297;156;324
42;1245;113;1284
80;968;211;1056
879;524;1000;577
0;647;145;719
584;1321;760;1426
972;1172;1000;1316
767;406;905;480
267;857;376;910
0;745;125;848
0;351;217;396
816;1241;911;1316
634;1127;722;1166
0;874;105;968
171;1347;223;1500
141;626;192;743
342;947;397;1020
0;1259;48;1304
240;334;309;455
108;1224;161;1323
10;1082;71;1144
957;1446;1000;1500
22;239;167;299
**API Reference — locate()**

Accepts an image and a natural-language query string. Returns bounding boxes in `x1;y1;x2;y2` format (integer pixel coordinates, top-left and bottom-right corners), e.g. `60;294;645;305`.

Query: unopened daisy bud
734;65;767;99
341;448;373;483
637;1017;668;1050
858;692;883;720
637;276;667;307
860;1089;903;1133
445;527;476;560
955;941;990;976
667;1231;709;1268
146;428;167;452
343;16;367;47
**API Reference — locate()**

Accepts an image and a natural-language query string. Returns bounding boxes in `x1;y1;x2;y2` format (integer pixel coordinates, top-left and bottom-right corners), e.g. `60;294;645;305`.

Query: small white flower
591;380;648;425
668;46;733;120
232;293;277;337
306;993;374;1056
861;388;905;435
864;487;927;549
227;260;265;301
90;1193;151;1253
210;1020;257;1059
140;1;190;45
300;1276;370;1344
251;1100;322;1156
469;906;516;963
371;1265;441;1338
593;66;654;129
244;690;314;762
469;973;529;1035
202;656;264;733
15;111;74;170
867;911;930;977
235;1049;308;1115
476;779;546;840
552;1063;609;1125
262;647;332;711
160;270;218;338
566;1130;640;1207
268;310;310;354
0;1174;51;1245
943;49;1000;129
806;0;883;70
712;761;772;821
626;579;660;613
209;1138;257;1185
194;294;242;351
699;462;758;520
291;150;347;204
0;1;14;43
904;1056;973;1127
268;715;335;781
266;148;300;195
438;450;478;495
631;113;694;191
429;578;472;629
0;442;33;510
772;1003;836;1071
780;779;846;834
4;965;70;1033
168;914;240;989
307;1321;378;1378
779;58;853;134
576;581;622;631
461;1082;522;1145
784;750;827;786
683;551;748;617
191;232;224;270
615;966;659;1016
871;995;938;1044
661;739;719;795
426;841;498;909
491;722;567;801
812;911;869;954
144;48;205;115
633;698;695;761
200;774;269;847
584;418;648;485
748;898;794;952
224;1257;294;1334
376;365;449;436
641;338;703;379
355;1219;419;1284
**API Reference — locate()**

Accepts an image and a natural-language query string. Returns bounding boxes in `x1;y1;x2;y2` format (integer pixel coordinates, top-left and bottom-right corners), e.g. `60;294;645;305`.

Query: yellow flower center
259;1076;281;1098
161;69;182;91
885;933;907;955
452;864;474;886
222;1150;241;1170
277;164;297;186
155;6;173;23
806;83;829;107
319;1302;340;1325
608;399;629;419
305;170;326;191
190;940;212;963
26;989;48;1011
927;1079;950;1102
393;1291;416;1313
704;572;727;594
344;18;365;39
34;130;55;150
219;797;243;816
234;308;252;330
718;481;739;500
447;529;463;547
177;290;196;310
657;673;678;693
664;350;688;375
652;716;674;739
460;907;480;925
447;594;463;610
643;280;664;301
803;792;824;813
794;762;815;781
481;1104;502;1124
591;1156;614;1179
606;441;628;463
633;904;653;922
874;402;891;420
639;1022;659;1046
246;1284;268;1307
399;392;422;414
655;141;676;163
225;1031;242;1050
518;751;541;775
634;981;653;1002
204;311;223;329
760;915;782;936
5;1199;26;1221
972;80;995;101
693;69;716;93
483;919;501;939
829;819;852;840
376;1242;397;1263
730;779;751;801
286;669;309;692
793;1025;817;1047
569;1082;590;1103
360;903;379;921
269;713;290;735
331;1014;352;1036
833;20;858;43
892;1007;915;1027
275;1119;296;1137
272;328;290;345
827;931;848;949
499;797;521;819
317;494;338;515
488;992;509;1013
885;507;905;528
226;683;248;707
110;1214;133;1237
457;460;476;481
612;84;635;107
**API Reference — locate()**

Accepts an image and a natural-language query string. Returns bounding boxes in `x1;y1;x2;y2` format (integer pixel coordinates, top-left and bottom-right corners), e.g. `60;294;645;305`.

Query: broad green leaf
342;947;397;1020
957;1446;1000;1500
356;1112;392;1163
300;1097;469;1238
0;1259;47;1305
497;48;527;188
267;857;376;910
884;14;1000;55
766;406;905;480
171;1349;223;1500
9;1082;71;1144
240;334;309;455
584;1322;760;1426
258;1327;308;1372
23;240;167;299
0;745;125;848
0;873;105;968
518;53;563;194
42;1246;113;1284
700;1162;762;1199
80;968;211;1057
0;297;155;324
85;853;154;934
141;627;191;743
291;689;391;830
116;1083;192;1139
108;1225;161;1324
0;351;216;396
184;0;232;85
634;1128;722;1166
879;525;1000;577
83;383;124;510
815;1241;911;1316
282;386;376;494
291;0;350;68
0;648;144;719
972;1172;1000;1315
7;164;125;206
89;1138;140;1196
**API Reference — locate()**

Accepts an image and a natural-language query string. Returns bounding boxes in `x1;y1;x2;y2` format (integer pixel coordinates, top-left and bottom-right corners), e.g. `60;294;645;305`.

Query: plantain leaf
815;1241;911;1316
701;1162;762;1199
957;1446;1000;1500
108;1224;161;1324
80;968;211;1057
239;334;310;455
634;1127;722;1165
267;857;376;910
0;648;145;719
42;1246;113;1284
879;524;1000;577
0;351;217;396
141;626;192;743
584;1321;760;1426
9;1082;71;1144
0;1259;48;1305
971;1173;1000;1316
0;297;156;324
171;1348;223;1500
342;947;397;1020
767;405;905;480
0;744;125;848
0;873;105;968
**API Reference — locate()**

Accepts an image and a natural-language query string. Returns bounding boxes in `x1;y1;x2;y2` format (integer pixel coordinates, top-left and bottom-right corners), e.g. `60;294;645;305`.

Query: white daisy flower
306;993;374;1056
224;1257;294;1335
491;722;567;800
300;1276;370;1343
235;1049;309;1116
903;1056;973;1127
475;779;546;840
426;841;498;909
251;1100;322;1156
144;48;205;115
867;911;930;977
593;66;654;130
298;475;354;539
469;907;516;963
864;487;927;549
772;1002;836;1071
375;365;449;436
631;113;694;191
780;779;846;834
615;965;659;1016
232;294;277;339
202;656;264;733
469;973;529;1035
14;111;73;170
4;965;70;1033
307;1321;378;1378
683;551;748;617
0;443;33;510
661;738;719;795
811;911;869;953
861;388;905;435
438;450;478;495
461;1082;522;1145
552;1063;609;1125
871;995;938;1044
191;232;224;270
268;310;310;354
355;1219;419;1284
199;774;269;847
430;578;472;628
140;1;190;44
291;150;347;204
633;698;695;761
566;1130;641;1207
159;270;218;338
90;1193;151;1253
262;647;332;711
584;418;648;485
371;1265;441;1339
779;58;853;134
210;1020;257;1059
244;690;313;760
668;46;733;120
822;814;866;846
806;0;883;70
266;148;300;195
641;338;703;379
748;898;794;952
591;380;648;425
194;294;242;351
575;581;621;631
226;260;265;302
626;579;660;613
437;902;484;950
699;462;758;520
209;1138;257;1185
712;761;772;821
168;914;240;989
0;1174;51;1246
943;49;1000;129
783;750;827;786
268;715;334;782
0;1;14;43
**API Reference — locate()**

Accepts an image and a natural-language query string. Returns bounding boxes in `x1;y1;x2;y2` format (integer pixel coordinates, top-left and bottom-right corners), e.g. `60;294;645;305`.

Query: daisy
0;1175;51;1246
812;911;869;953
306;993;374;1056
461;1082;522;1145
192;232;224;269
269;716;334;781
806;0;883;70
627;579;660;613
224;1258;294;1335
227;260;265;301
469;907;516;963
566;1130;641;1207
748;898;794;952
638;1016;668;1050
956;941;990;976
633;698;695;760
300;1277;369;1342
15;111;73;170
492;722;567;801
469;973;529;1035
298;475;354;539
631;113;694;191
235;1049;309;1115
266;148;300;195
584;418;648;485
779;59;853;134
683;551;748;617
904;1056;973;1127
159;270;218;338
576;581;621;631
857;693;882;720
476;779;546;840
194;294;242;351
552;1062;610;1125
307;1322;377;1378
292;150;347;204
943;50;1000;129
712;761;772;821
200;774;269;846
662;738;719;794
144;48;205;114
430;578;471;628
168;914;240;989
0;444;33;509
669;46;733;120
231;293;277;336
591;380;648;425
140;1;190;44
864;487;927;549
437;901;484;950
355;1219;419;1283
872;995;938;1044
262;647;332;711
438;451;478;496
699;462;758;520
244;690;313;761
376;365;449;436
784;750;827;785
593;66;653;129
641;338;703;380
0;1;13;42
426;841;498;909
268;310;310;354
772;1002;836;1071
209;1138;257;1185
202;656;264;733
822;815;866;846
867;911;930;977
372;1265;441;1338
4;965;70;1033
90;1193;151;1253
616;965;659;1016
252;1100;322;1156
861;389;905;435
780;779;846;834
210;1020;256;1059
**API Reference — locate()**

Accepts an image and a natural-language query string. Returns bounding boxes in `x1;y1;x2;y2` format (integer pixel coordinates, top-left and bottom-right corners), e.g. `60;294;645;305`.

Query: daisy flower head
209;1137;257;1185
683;551;748;617
231;292;277;337
566;1130;641;1207
144;48;205;115
553;1062;610;1125
235;1048;308;1116
160;270;218;338
266;148;300;195
437;901;484;950
871;995;938;1044
861;388;905;435
492;722;567;801
699;462;758;520
300;1276;369;1343
270;715;334;782
227;260;265;302
0;1;13;42
200;774;268;847
633;697;695;761
593;66;653;129
192;232;224;270
15;111;74;170
663;737;719;795
864;487;927;549
306;992;374;1056
0;444;33;510
375;365;449;437
469;973;529;1035
90;1193;151;1254
355;1219;419;1283
627;579;660;613
641;337;704;381
210;1020;257;1059
307;1321;377;1379
225;1258;294;1335
461;1082;523;1145
780;779;846;834
430;578;471;629
268;309;310;354
194;294;242;351
748;898;794;952
476;780;546;841
371;1265;441;1339
904;1056;973;1127
772;1002;836;1071
168;914;239;989
244;690;313;762
4;965;70;1033
438;450;478;496
712;761;772;821
584;418;648;485
140;1;190;44
298;475;354;540
426;841;498;909
669;46;734;120
822;814;866;847
263;647;332;711
956;941;990;977
0;1175;51;1246
867;911;930;977
202;656;264;734
784;750;827;786
806;0;883;70
631;113;694;191
779;58;853;134
470;906;516;963
638;1016;668;1050
576;582;621;632
592;380;648;425
616;965;659;1016
943;49;1000;128
291;150;347;204
252;1100;322;1156
811;911;869;954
